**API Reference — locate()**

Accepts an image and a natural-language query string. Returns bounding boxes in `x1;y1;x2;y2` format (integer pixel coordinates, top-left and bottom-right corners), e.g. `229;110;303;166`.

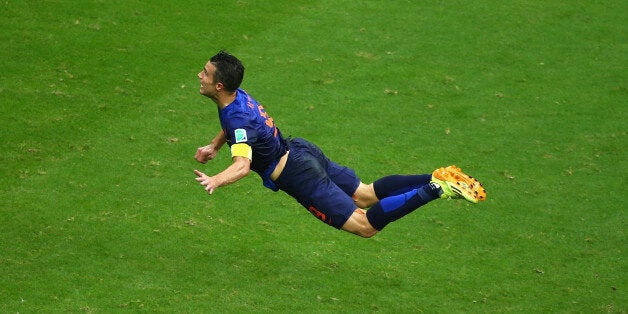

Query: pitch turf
1;0;625;312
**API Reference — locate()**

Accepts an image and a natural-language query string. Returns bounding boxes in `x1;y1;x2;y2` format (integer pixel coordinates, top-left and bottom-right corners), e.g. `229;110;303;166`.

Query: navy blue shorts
274;138;360;229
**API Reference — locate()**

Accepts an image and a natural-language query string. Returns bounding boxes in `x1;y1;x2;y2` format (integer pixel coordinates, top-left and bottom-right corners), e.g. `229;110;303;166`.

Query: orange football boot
431;165;486;203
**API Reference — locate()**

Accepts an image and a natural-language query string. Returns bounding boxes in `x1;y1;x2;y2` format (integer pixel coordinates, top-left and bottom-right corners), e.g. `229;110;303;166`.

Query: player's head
209;50;244;92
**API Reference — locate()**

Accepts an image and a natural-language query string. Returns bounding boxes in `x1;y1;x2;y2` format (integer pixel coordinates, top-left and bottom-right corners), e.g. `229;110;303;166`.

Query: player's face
198;61;219;99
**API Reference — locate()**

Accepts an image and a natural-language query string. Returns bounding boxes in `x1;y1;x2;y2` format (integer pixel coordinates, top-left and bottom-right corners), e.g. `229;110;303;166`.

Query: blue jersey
218;89;287;190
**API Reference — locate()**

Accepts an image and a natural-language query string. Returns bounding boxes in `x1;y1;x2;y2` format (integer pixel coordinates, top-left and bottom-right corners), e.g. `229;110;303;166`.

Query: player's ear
215;82;224;91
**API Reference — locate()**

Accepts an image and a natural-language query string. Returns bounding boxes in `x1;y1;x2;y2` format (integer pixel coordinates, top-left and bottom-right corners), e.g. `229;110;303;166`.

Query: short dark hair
210;50;244;92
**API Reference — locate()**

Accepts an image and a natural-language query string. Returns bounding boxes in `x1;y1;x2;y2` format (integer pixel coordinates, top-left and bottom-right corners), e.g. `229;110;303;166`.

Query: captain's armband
231;143;252;160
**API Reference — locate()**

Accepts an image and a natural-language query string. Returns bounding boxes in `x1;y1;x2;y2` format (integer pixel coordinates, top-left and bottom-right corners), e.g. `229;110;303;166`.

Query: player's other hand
194;169;217;195
195;145;218;163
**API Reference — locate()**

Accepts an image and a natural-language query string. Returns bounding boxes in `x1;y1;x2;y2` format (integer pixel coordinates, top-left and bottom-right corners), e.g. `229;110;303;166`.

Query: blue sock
366;183;440;230
373;174;432;199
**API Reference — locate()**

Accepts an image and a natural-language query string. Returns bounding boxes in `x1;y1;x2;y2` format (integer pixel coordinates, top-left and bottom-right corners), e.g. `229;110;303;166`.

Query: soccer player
193;51;486;238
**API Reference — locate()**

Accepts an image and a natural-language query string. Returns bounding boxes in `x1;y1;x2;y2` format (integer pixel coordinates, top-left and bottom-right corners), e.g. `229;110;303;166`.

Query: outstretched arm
194;156;251;195
195;130;227;163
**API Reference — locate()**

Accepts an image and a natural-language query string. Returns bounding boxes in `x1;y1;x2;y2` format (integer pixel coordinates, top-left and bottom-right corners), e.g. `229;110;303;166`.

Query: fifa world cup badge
235;129;248;143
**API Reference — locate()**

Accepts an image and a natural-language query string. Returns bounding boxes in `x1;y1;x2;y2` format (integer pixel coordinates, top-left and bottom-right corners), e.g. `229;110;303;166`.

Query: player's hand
194;169;218;195
195;145;218;164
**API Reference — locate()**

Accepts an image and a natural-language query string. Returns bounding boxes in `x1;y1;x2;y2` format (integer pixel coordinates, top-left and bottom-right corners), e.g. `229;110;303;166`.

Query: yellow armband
231;143;252;160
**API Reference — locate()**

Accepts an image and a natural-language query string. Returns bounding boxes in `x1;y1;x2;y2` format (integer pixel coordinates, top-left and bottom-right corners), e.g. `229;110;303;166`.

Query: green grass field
1;0;626;312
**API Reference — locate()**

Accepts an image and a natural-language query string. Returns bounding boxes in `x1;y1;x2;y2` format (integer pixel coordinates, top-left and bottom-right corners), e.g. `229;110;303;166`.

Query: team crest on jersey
234;129;248;143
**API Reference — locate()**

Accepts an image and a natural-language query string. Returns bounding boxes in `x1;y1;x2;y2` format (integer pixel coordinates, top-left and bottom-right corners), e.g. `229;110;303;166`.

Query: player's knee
354;223;378;238
342;208;379;238
357;228;378;238
352;183;378;208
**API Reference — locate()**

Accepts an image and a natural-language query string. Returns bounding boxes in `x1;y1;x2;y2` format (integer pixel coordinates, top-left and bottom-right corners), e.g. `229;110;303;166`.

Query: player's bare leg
352;182;379;208
344;167;486;237
341;208;378;238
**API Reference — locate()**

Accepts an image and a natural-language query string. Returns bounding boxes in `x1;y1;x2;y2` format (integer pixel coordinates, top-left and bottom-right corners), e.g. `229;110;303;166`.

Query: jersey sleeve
223;113;258;147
